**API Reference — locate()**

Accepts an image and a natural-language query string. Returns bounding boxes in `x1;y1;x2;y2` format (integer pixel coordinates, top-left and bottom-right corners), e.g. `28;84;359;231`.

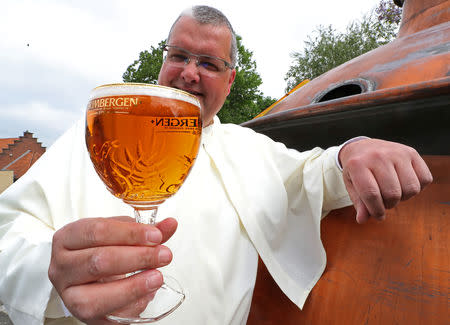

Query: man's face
158;16;236;126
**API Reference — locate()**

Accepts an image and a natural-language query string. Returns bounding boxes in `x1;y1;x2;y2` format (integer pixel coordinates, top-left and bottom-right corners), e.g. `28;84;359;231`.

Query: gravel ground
0;305;13;325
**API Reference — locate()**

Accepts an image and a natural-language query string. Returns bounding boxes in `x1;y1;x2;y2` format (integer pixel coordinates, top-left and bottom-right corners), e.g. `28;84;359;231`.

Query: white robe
0;116;352;324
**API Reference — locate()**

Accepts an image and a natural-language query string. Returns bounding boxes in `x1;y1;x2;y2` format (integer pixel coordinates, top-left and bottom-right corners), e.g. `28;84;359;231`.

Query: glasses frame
162;45;234;73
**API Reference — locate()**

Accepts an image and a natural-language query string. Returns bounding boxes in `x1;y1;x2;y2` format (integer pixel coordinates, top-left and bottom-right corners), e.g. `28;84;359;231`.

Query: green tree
123;37;276;124
218;35;276;124
122;40;166;84
284;1;401;92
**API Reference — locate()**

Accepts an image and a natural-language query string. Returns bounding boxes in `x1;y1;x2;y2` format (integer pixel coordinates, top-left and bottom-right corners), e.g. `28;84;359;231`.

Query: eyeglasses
162;45;233;74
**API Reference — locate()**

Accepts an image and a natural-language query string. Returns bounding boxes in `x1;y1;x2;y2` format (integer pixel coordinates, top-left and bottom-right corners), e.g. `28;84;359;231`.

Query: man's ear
226;69;236;95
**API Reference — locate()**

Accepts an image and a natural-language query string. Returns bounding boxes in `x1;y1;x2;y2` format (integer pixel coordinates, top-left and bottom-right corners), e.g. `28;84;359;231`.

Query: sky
1;0;381;147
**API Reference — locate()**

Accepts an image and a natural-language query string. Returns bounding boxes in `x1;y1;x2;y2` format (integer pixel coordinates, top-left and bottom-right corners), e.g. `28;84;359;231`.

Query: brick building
0;131;46;193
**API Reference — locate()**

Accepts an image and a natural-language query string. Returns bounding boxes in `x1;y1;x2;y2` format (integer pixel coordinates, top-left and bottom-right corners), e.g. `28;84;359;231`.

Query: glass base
106;275;185;323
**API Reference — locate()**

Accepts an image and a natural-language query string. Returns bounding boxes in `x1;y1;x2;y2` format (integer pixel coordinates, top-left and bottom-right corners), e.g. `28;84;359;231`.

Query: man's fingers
340;139;433;222
355;201;371;224
155;218;178;243
57;245;173;287
49;217;178;291
344;161;386;220
63;269;162;323
372;163;402;209
393;160;422;201
344;171;371;224
58;218;163;250
411;155;433;191
109;216;135;223
57;217;178;250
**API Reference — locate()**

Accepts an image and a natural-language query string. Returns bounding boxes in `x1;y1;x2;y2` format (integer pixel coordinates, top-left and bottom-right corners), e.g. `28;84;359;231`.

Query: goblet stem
134;206;158;225
106;205;185;323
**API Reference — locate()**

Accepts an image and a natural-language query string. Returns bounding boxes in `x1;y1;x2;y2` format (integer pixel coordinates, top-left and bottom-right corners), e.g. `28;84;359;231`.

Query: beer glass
85;83;202;323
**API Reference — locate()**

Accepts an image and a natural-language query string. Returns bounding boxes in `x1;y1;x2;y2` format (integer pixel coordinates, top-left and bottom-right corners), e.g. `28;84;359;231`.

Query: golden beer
85;83;202;208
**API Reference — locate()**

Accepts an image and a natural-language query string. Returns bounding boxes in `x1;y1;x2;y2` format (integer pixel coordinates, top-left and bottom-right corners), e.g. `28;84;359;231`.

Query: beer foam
90;83;200;107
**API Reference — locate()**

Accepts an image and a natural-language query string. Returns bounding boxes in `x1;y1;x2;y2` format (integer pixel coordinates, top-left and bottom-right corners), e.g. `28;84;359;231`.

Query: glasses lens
197;57;224;72
164;47;189;66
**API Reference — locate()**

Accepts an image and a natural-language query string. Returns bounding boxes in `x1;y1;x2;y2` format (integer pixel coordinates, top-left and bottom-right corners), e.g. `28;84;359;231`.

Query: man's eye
169;53;188;63
198;60;220;72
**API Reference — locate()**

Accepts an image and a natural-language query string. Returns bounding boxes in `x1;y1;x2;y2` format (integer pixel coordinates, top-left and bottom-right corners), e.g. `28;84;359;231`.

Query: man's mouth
178;87;203;97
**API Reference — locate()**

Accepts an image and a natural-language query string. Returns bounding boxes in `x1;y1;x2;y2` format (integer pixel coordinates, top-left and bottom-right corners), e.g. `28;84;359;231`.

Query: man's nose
180;59;200;83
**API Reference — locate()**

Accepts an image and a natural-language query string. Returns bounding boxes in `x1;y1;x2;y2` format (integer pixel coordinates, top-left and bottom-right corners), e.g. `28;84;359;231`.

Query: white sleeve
0;116;133;324
0;119;88;324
